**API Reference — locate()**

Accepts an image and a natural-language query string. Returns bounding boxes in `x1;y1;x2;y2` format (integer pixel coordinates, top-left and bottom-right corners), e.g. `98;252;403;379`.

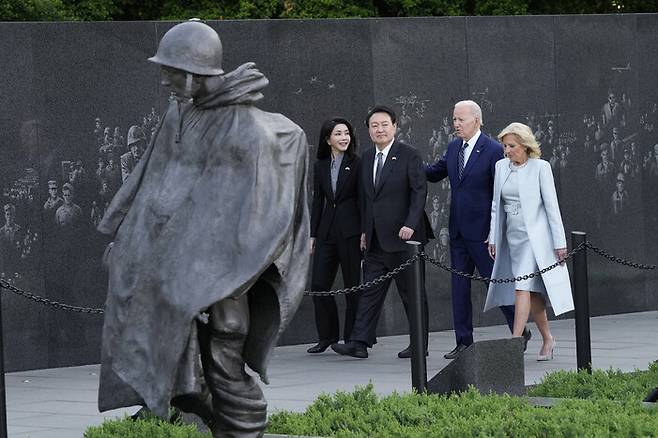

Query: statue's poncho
97;63;309;417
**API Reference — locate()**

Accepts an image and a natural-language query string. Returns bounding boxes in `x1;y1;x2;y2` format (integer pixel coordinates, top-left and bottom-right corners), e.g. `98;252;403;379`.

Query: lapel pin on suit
391;156;397;160
345;167;350;171
476;149;481;153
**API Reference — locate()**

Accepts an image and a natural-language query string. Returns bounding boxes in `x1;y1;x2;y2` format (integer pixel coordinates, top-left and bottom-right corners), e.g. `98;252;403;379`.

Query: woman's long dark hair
317;117;358;160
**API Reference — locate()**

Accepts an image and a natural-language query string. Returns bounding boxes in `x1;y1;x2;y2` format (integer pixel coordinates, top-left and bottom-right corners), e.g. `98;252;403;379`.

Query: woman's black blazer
310;155;361;241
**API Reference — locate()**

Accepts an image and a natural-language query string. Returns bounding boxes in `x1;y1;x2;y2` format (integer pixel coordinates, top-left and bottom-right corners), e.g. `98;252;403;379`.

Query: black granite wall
0;15;656;371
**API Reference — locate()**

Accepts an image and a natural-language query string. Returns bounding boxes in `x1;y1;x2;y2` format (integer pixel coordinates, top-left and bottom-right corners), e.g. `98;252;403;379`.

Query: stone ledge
526;396;657;409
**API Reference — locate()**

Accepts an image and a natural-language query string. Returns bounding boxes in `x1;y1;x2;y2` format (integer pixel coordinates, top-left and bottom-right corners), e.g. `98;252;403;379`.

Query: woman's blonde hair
497;122;541;159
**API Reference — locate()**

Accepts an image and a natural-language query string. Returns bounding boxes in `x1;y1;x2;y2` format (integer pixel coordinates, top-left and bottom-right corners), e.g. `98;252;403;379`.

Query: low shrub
84;415;210;438
528;362;658;401
267;384;658;437
86;364;658;437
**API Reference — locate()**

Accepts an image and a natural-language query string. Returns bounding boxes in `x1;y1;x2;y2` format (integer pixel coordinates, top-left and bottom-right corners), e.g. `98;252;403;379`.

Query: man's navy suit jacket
426;133;504;242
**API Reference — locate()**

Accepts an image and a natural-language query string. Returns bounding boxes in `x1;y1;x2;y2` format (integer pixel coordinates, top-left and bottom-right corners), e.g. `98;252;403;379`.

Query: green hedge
528;362;658;402
86;364;658;437
267;385;658;437
84;415;210;437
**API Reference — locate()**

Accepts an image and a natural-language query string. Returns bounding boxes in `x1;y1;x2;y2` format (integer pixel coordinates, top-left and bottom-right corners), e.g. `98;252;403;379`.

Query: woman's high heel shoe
537;338;555;361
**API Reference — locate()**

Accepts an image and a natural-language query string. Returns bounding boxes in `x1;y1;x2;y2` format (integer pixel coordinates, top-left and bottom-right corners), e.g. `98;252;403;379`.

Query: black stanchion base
644;388;658;403
427;338;525;396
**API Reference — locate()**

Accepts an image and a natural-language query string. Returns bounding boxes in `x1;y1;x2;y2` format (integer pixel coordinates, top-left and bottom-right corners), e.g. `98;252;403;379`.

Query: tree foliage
0;0;70;20
0;0;657;21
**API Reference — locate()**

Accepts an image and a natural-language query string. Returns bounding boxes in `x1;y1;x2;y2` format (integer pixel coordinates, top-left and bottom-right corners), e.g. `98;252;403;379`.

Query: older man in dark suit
332;105;431;359
426;100;529;359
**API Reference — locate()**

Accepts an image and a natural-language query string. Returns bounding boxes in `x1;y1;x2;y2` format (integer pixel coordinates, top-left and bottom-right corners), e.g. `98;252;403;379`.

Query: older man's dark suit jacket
351;140;432;348
426;133;502;241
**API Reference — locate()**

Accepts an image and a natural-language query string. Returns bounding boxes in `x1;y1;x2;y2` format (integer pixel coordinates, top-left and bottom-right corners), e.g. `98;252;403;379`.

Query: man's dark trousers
450;234;515;346
350;232;428;348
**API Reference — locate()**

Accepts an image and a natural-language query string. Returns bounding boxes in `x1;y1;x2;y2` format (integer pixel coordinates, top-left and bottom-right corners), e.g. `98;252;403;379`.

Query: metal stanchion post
571;231;592;374
406;241;427;393
0;290;8;438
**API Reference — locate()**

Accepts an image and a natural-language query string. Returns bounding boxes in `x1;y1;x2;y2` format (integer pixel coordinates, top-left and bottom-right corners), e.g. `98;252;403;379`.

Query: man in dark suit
332;105;431;359
426;100;529;359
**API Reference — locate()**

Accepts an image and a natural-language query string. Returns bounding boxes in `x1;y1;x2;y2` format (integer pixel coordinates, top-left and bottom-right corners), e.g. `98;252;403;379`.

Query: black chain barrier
422;241;587;283
0;279;104;314
0;240;654;310
585;242;657;270
303;254;420;297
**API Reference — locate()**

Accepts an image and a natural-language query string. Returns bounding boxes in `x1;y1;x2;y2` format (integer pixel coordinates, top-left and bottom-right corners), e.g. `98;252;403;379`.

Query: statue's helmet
127;125;146;146
148;20;224;76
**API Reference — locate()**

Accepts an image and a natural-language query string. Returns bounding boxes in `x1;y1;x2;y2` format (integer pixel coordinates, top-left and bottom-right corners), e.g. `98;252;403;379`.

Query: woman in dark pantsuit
308;117;362;353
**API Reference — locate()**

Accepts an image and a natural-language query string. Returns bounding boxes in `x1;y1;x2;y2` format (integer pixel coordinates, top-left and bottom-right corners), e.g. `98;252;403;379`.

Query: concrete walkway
5;310;658;437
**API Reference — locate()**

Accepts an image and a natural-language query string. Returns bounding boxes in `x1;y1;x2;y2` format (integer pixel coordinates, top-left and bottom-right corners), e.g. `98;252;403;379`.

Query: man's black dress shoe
522;328;532;352
443;344;468;359
331;341;368;358
307;340;336;354
397;345;429;358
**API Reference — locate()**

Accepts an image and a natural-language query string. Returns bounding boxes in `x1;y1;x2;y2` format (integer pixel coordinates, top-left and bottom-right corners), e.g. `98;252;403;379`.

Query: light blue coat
484;158;574;316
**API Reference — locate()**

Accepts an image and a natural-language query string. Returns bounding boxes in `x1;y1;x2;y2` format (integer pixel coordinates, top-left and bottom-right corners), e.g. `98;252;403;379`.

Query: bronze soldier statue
97;20;309;437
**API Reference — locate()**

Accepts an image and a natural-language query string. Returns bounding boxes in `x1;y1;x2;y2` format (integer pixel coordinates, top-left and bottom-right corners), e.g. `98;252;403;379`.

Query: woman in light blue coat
485;122;574;361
